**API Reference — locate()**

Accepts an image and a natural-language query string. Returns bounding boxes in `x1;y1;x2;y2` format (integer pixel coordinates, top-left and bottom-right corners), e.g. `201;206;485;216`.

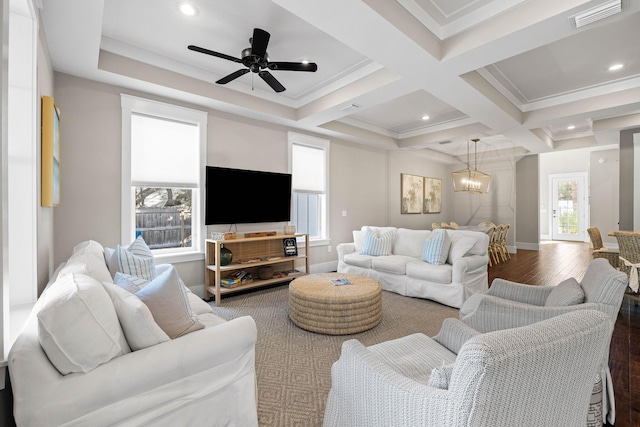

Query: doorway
550;172;588;242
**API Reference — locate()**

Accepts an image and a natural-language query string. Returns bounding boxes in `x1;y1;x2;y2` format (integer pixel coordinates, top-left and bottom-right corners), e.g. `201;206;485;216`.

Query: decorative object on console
258;266;274;280
423;177;442;213
283;238;298;256
400;173;424;214
284;225;296;235
452;138;491;194
219;244;233;266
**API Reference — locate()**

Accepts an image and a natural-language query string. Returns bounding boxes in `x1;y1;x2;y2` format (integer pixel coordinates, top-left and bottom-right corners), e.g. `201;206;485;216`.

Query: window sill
308;238;331;248
154;251;205;264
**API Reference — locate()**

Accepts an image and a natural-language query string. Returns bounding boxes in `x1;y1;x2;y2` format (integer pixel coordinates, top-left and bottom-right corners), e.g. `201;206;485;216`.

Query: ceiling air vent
572;0;622;28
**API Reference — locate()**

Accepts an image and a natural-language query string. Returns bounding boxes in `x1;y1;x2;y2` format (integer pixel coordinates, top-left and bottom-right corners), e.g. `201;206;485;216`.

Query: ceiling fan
188;28;318;93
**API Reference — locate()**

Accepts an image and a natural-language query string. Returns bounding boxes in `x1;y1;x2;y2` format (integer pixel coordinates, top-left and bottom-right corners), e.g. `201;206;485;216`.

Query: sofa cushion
545;277;585;306
427;364;454;390
449;230;489;256
102;283;171;351
422;229;451;265
360;227;394;256
447;237;477;264
406;261;452;284
110;236;156;281
353;230;365;252
135;266;205;339
58;240;113;284
113;272;151;293
37;273;131;375
393;228;431;258
343;253;375;269
371;255;416;275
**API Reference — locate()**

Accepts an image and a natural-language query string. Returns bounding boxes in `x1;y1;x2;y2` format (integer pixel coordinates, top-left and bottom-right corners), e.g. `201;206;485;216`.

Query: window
121;95;207;262
289;132;329;245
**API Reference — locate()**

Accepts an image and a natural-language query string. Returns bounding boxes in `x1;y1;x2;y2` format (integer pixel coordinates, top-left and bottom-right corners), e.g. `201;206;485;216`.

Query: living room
1;0;640;425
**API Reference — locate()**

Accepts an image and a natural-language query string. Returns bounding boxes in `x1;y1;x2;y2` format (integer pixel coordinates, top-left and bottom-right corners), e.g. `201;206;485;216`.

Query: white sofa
9;240;258;427
337;226;489;308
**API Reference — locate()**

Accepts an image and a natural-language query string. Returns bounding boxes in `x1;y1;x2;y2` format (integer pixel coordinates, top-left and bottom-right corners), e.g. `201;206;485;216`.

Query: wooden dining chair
613;231;640;298
431;223;441;230
484;225;497;267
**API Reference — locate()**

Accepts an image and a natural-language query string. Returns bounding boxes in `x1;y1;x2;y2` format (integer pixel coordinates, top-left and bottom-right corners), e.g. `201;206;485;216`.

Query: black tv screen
205;166;292;225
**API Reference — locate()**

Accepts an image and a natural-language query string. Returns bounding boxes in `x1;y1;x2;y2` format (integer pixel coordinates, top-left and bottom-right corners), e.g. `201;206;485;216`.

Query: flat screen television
205;166;292;225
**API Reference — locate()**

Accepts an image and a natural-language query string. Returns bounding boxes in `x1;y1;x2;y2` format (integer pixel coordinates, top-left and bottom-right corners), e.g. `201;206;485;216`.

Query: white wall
539;149;591;240
449;150;517;250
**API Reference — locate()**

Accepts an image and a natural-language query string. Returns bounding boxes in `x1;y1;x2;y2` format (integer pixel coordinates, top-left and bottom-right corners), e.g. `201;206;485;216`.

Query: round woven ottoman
288;273;382;335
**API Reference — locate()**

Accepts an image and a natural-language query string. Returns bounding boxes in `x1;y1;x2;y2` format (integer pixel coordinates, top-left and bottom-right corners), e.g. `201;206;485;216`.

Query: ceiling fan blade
251;28;270;59
188;45;243;64
268;61;318;72
258;71;285;92
216;69;250;84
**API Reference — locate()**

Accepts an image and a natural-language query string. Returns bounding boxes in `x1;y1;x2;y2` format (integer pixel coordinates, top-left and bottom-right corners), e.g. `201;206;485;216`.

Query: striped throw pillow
115;236;156;281
422;229;451;265
360;227;394;256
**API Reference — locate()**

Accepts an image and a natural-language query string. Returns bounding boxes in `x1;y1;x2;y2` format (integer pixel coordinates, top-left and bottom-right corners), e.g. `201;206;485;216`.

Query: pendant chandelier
452;138;491;194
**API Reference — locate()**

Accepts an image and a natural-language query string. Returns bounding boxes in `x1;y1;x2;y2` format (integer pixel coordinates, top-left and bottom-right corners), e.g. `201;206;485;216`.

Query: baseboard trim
517;242;540;251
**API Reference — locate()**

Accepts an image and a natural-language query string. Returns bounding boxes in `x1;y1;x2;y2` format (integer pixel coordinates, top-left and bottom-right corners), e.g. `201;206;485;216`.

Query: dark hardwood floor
488;241;639;427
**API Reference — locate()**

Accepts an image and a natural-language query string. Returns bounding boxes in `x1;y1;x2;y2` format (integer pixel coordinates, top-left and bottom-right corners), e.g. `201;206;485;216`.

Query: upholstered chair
458;258;628;425
323;310;613;427
588;227;619;268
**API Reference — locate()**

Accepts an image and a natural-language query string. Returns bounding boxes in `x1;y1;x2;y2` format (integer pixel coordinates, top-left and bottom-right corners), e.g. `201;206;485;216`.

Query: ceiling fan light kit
452;138;491;194
188;28;317;93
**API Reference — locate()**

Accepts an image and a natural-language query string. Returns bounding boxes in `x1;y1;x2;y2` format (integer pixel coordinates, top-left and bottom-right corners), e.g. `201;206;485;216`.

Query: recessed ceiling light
421;115;430;121
180;3;197;16
608;63;624;71
567;125;576;130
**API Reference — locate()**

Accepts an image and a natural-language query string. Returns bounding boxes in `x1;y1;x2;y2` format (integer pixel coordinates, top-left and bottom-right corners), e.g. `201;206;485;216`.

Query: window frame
288;132;330;247
121;94;207;263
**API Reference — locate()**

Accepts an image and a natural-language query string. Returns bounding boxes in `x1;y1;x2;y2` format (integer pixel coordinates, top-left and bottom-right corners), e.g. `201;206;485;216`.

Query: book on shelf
220;278;241;288
331;278;351;286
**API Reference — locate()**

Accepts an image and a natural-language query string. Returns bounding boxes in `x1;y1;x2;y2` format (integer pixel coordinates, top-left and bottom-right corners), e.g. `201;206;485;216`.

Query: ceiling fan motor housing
242;47;268;72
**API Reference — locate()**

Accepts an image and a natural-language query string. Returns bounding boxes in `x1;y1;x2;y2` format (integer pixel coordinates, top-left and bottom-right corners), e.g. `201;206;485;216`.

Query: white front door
550;172;588;242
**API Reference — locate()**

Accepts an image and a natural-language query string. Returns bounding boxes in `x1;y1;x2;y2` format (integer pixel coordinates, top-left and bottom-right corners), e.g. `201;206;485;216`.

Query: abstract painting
424;177;442;213
401;173;424;214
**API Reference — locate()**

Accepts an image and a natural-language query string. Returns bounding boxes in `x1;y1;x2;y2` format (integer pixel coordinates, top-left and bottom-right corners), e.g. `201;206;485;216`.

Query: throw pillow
114;272;151;294
360;227;394;256
37;273;131;375
111;236;156;281
545;277;585;306
135;266;204;339
427;364;454;390
422;229;451;265
102;283;170;351
447;237;476;264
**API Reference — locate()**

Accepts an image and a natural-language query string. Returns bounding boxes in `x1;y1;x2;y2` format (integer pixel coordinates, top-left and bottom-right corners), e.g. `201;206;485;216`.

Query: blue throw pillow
360;227;394;256
114;236;156;281
422;229;451;265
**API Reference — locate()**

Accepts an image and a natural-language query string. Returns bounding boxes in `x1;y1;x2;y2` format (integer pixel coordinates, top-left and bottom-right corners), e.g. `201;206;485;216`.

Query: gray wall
53;73;407;285
619;128;639;231
516;155;539;248
589;149;619;247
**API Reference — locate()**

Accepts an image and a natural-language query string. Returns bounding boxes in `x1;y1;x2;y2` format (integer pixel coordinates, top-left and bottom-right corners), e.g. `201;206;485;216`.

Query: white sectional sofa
337;226;490;308
9;239;258;427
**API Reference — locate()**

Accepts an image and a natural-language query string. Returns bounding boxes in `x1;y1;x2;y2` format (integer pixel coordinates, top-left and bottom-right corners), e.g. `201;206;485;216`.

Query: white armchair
458;258;627;425
323;310;613;427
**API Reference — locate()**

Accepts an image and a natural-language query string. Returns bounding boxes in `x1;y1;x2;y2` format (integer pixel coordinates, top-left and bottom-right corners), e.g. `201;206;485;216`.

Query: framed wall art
424;177;442;213
42;96;61;207
401;173;424;214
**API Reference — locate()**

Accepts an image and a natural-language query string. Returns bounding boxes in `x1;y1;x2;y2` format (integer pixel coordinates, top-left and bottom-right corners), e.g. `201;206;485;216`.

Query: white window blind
292;144;324;193
131;113;199;188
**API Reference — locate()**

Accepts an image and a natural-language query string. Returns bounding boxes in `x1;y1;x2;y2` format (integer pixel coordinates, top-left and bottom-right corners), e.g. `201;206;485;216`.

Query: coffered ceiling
39;0;640;163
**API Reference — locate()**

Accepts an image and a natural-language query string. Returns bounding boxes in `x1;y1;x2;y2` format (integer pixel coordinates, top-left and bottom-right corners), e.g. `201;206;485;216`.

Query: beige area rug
210;284;459;427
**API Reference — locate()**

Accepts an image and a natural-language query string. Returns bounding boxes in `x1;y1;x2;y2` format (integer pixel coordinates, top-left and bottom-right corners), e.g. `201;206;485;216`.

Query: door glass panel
556;180;579;236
